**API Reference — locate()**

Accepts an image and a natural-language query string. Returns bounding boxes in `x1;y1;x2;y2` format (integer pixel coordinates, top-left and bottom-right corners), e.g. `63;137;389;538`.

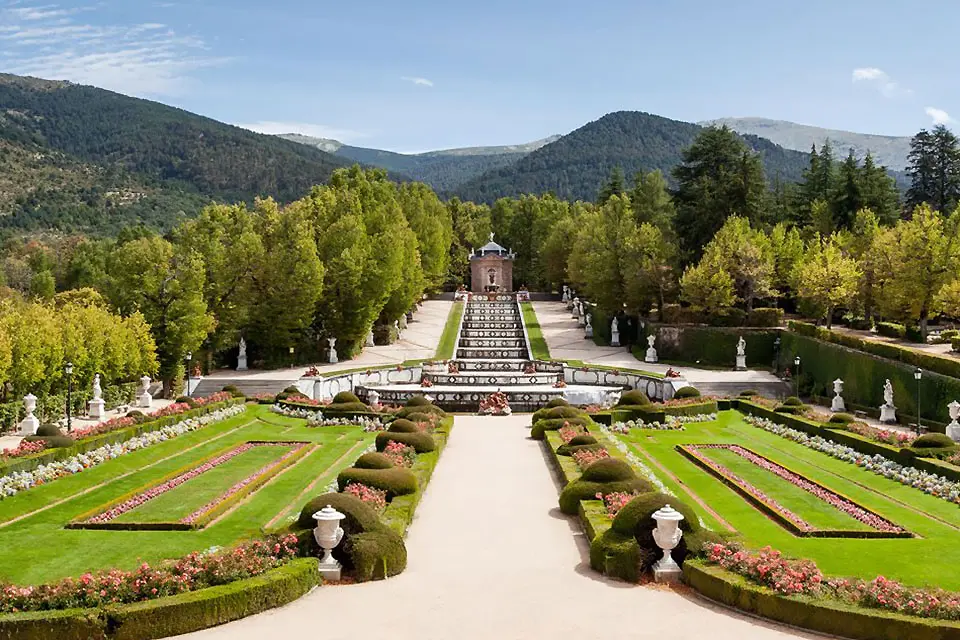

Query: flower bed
743;413;960;505
270;404;385;432
596;490;641;518
343;482;387;512
679;444;908;537
478;391;511;415
382;441;417;467
72;393;234;440
572;447;609;470
73;441;311;530
843;421;917;447
0;404;246;500
0;440;47;460
558;424;588;443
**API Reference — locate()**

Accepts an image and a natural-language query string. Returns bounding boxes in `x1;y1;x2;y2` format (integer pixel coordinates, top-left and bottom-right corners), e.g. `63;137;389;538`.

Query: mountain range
0;71;912;233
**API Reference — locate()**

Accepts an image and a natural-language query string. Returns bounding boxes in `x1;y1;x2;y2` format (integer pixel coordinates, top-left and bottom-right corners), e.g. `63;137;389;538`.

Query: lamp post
185;352;193;397
793;356;801;398
773;336;781;371
64;361;73;433
289;346;295;369
914;367;923;435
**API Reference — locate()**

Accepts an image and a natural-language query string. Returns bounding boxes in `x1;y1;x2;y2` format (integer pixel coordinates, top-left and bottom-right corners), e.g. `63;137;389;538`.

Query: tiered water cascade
356;294;623;411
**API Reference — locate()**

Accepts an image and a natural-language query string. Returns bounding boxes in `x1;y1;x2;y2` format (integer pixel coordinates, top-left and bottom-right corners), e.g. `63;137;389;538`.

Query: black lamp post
289;346;295;369
914;367;923;435
65;361;73;433
185;352;193;397
773;336;781;371
793;356;801;398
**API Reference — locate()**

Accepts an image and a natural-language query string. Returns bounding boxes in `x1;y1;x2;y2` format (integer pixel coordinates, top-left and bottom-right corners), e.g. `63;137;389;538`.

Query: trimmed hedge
336;467;418;499
643;325;779;368
684;560;960;640
387;419;420;434
374;430;435;453
530;416;591;440
546;398;570;408
332;391;361;404
914;433;956;449
581;458;635;482
395;404;446;420
616;390;651;406
673;386;701;399
559;478;653;515
0;560;319;640
353;452;395;469
532;405;582;422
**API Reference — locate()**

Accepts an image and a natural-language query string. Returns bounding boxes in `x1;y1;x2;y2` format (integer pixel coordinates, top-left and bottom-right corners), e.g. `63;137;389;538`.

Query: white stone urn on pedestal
327;338;338;364
645;334;658;363
138;376;153;409
312;505;346;581
831;378;846;413
946;400;960;442
561;285;570;304
18;393;39;435
584;313;594;339
652;504;685;583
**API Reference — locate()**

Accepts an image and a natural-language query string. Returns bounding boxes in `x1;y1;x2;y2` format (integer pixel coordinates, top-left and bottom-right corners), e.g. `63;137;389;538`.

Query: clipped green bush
738;389;759;397
297;491;382;532
387;419;420;433
557;442;607;457
746;307;784;327
220;384;244;398
325;402;371;413
532;405;582;422
24;435;75;449
405;396;432;407
775;405;803;415
783;396;803;406
876;322;907;339
828;413;856;424
396;404;445;420
353;453;395;470
581;458;636;483
546;398;570;408
337;467;418;499
617;390;651;406
36;423;63;437
375;430;435;453
559;478;653;515
569;434;598;447
332;391;361;404
612;492;701;571
673;386;701;399
590;528;643;582
913;433;957;449
530;416;590;440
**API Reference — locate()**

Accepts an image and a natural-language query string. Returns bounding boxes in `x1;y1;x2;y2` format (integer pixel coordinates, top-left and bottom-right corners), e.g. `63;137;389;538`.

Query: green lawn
613;410;960;590
112;444;296;523
0;405;372;584
520;302;550;360
693;446;875;532
435;300;464;360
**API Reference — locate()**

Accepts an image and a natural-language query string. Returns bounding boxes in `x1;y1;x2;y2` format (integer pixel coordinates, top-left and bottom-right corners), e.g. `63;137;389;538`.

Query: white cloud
237;121;368;144
926;107;953;125
401;75;434;87
851;67;909;98
0;2;228;97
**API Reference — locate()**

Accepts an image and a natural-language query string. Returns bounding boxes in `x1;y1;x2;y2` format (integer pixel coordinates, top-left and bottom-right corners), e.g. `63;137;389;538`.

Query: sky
1;0;958;153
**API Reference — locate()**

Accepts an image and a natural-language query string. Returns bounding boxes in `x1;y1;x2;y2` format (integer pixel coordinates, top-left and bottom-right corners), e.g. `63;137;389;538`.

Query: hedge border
0;558;319;640
276;400;383;422
676;444;912;539
684;560;960;640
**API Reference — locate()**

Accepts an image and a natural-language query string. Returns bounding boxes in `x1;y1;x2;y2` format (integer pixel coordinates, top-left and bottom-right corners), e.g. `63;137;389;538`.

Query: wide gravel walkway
180;416;820;639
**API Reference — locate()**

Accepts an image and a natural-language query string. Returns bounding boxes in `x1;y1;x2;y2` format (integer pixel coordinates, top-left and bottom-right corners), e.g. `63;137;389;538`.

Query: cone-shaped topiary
353;452;395;469
333;391;361;404
617;390;650;406
387;419;420;433
581;458;636;482
375;430;435;453
337;467;418;499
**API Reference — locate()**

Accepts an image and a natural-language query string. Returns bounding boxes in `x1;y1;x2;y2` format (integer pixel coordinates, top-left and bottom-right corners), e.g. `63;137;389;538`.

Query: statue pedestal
610;331;621;347
328;349;339;364
831;396;845;412
88;399;105;420
645;348;658;363
318;559;342;582
139;392;153;409
237;355;248;371
735;355;747;370
584;325;593;339
653;562;683;584
18;415;39;436
947;423;960;443
879;404;897;423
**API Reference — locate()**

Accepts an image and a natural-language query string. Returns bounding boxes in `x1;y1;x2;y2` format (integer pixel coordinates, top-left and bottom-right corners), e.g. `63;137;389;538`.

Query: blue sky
1;0;957;152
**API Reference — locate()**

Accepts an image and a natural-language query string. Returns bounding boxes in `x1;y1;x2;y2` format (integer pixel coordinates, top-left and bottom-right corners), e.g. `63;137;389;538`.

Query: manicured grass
0;405;372;584
613;410;960;590
520;302;550;360
434;300;464;360
112;445;295;523
694;446;874;532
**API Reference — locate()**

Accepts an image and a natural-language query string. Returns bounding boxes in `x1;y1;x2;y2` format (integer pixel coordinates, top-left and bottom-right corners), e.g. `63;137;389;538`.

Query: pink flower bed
86;442;304;525
558;423;587;444
844;421;917;447
707;542;960;621
382;441;417;468
479;391;511;415
572;448;609;470
1;440;47;460
72;393;236;439
687;445;905;534
344;482;387;512
0;534;299;613
596;490;641;517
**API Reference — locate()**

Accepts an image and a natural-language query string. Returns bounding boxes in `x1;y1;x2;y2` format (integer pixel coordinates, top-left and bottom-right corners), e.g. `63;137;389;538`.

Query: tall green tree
445;198;491;286
859;153;901;223
832;150;863;230
568;195;635;312
692;216;775;311
672;126;767;263
907;125;960;214
397;182;453;291
629;169;675;233
598;167;626;204
795;235;862;328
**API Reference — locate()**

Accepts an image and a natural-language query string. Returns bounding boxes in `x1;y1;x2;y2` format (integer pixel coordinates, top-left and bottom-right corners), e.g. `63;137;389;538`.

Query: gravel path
179;415;820;640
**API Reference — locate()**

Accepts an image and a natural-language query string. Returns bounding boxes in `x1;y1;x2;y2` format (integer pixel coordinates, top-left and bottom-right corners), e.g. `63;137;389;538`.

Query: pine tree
832;150;863;230
907;125;960;213
859;153;901;223
598;167;626;205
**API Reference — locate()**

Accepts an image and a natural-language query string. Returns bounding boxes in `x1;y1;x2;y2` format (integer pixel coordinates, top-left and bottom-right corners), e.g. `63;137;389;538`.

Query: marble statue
237;337;248;371
584;313;594;339
735;336;747;370
610;317;621;347
880;379;896;423
645;334;658;363
89;373;105;419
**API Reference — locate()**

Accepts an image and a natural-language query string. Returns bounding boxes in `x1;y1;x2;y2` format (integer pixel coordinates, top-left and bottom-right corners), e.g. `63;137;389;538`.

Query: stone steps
458;338;527;348
425;372;561;386
460;329;526;338
457;347;529;359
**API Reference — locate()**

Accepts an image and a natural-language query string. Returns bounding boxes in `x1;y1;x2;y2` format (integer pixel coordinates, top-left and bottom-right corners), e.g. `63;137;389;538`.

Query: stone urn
18;393;39;435
312;505;346;581
947;400;960;442
831;378;846;413
651;504;685;583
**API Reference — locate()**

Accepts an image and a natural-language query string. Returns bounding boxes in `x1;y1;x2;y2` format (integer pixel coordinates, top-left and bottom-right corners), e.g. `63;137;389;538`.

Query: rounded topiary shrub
396;404;446;419
673;386;701;399
913;433;957;449
569;434;598;447
337;467;418;498
611;491;701;571
297;491;382;531
36;423;63;437
221;384;244;398
532;405;582;423
617;390;650;406
387;419;420;434
828;413;856;424
175;396;192;404
557;442;607;457
403;410;438;424
546;398;570;408
530;417;591;440
783;396;803;407
125;410;146;422
558;477;653;515
327;401;371;412
406;396;432;407
738;389;759;397
283;385;299;394
348;529;407;581
581;458;636;483
775;405;803;415
353;452;395;469
333;391;361;404
375;430;435;453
